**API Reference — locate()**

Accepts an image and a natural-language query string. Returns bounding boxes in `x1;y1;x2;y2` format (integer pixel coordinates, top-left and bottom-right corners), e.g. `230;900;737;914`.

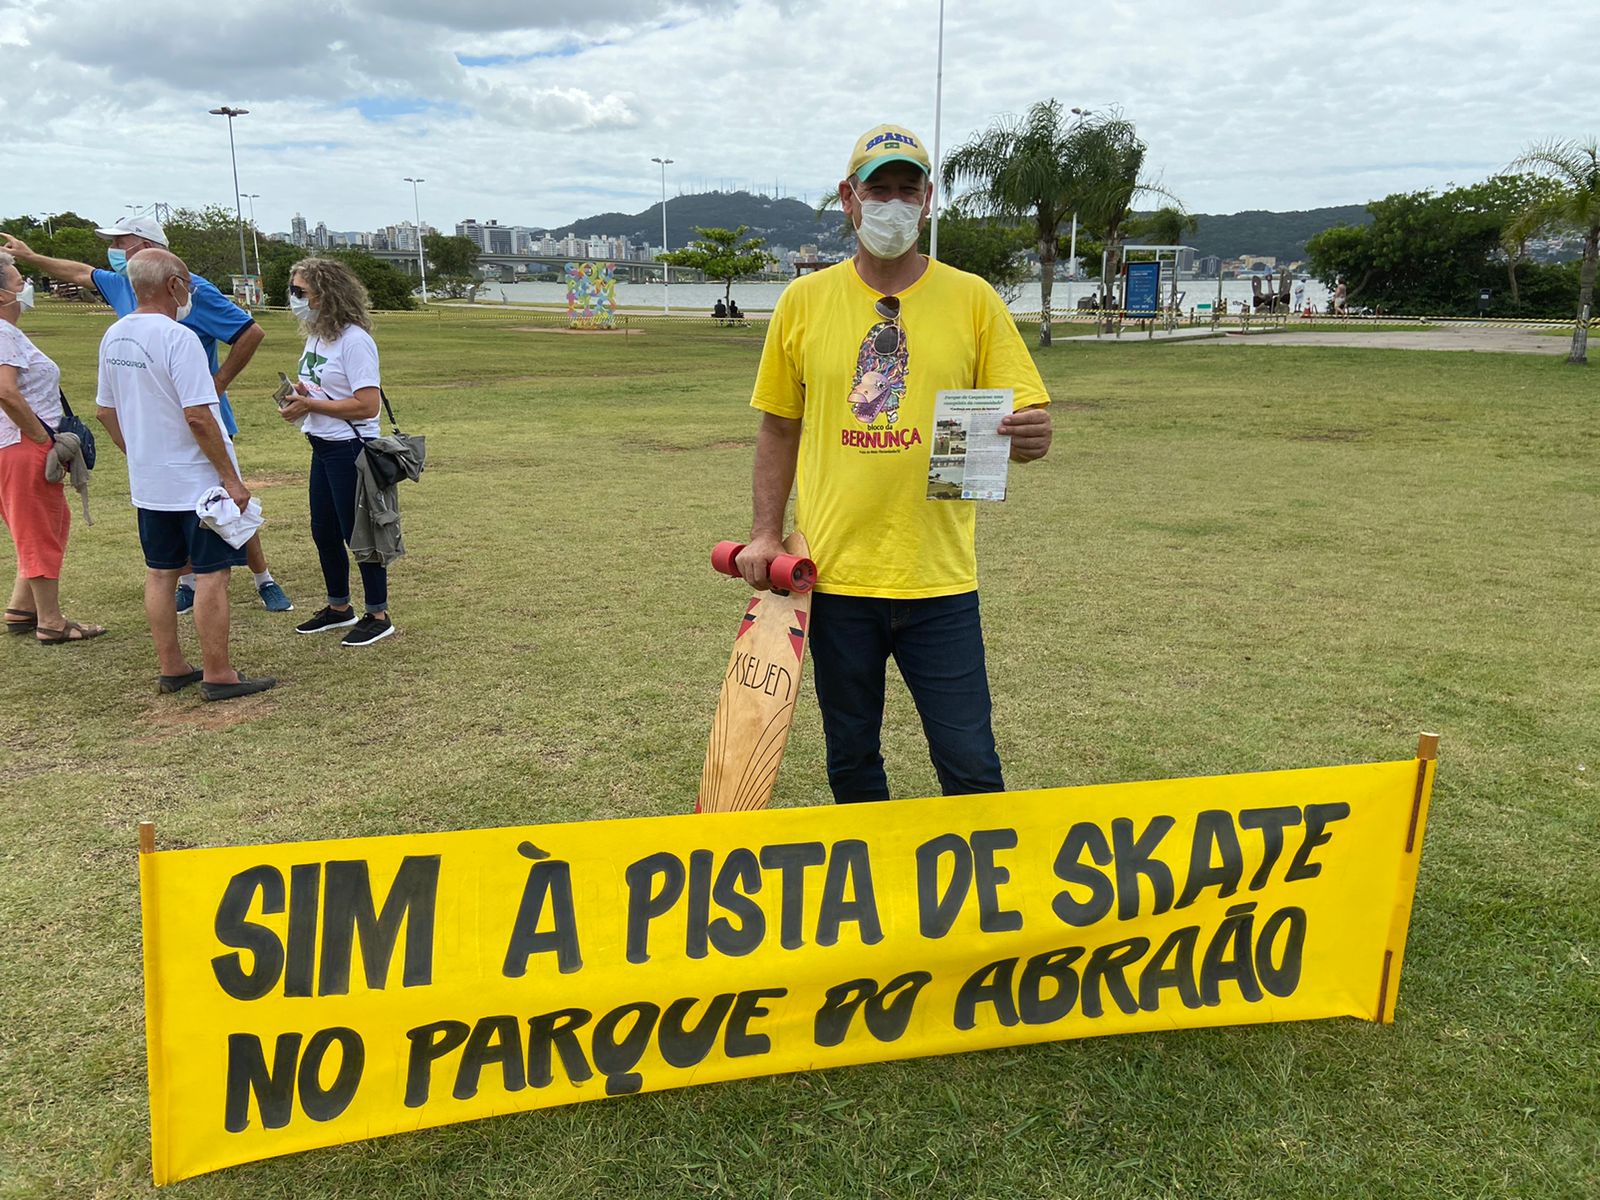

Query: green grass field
2;302;1596;1199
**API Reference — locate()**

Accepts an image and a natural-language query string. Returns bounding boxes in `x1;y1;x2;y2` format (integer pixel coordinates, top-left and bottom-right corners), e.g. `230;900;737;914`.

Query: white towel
196;487;264;548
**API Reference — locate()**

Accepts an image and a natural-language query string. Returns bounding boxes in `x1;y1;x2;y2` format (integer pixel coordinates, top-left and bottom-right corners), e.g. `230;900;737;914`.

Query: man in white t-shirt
94;249;277;701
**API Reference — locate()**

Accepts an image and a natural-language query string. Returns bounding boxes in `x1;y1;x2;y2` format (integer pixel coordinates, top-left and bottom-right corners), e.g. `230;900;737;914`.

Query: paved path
1060;322;1578;355
1057;325;1224;344
1193;325;1573;355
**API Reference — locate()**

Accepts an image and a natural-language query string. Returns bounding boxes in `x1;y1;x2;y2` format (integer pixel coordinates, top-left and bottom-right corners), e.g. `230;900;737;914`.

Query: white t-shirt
0;318;64;450
96;313;240;511
297;325;381;440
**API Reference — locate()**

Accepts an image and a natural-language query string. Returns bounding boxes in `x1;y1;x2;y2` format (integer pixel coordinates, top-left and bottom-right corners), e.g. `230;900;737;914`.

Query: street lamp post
651;156;674;314
403;177;429;303
240;193;263;282
1067;107;1089;284
208;106;252;291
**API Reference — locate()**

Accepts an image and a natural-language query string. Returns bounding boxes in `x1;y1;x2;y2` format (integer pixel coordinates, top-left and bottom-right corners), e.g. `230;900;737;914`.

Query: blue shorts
136;508;248;574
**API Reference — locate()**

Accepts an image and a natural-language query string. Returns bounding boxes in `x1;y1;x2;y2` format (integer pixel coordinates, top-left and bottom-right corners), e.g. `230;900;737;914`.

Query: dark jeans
308;436;387;613
810;590;1003;804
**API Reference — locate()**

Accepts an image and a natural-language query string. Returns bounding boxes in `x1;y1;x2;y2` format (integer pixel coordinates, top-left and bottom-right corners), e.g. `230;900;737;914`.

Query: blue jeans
810;591;1003;804
307;436;387;613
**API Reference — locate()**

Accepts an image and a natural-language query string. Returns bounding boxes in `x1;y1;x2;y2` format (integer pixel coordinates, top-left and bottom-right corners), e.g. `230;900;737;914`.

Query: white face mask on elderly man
852;188;925;259
171;282;193;323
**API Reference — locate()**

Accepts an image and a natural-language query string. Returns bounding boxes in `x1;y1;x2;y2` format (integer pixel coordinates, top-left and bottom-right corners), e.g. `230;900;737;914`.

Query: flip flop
5;608;36;635
36;619;107;645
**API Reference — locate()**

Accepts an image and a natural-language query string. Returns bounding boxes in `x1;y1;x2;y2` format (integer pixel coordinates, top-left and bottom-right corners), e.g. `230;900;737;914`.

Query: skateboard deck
697;531;813;813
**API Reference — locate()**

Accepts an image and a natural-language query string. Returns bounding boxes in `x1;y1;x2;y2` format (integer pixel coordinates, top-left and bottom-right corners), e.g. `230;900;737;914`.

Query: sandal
5;608;37;635
36;619;107;645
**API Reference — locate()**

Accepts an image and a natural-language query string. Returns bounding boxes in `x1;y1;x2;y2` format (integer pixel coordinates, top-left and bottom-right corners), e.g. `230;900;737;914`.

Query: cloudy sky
3;0;1591;237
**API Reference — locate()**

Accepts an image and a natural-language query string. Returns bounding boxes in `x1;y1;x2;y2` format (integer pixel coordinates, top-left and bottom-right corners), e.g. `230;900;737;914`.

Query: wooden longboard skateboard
697;532;814;813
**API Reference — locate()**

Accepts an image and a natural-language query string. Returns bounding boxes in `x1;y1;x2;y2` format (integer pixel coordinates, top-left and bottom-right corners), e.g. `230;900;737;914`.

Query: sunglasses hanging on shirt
872;295;902;355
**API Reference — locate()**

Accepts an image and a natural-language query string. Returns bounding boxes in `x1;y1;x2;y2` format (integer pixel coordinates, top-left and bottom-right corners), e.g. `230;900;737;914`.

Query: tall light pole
651;156;674;314
208;106;251;288
929;0;946;260
403;177;429;303
1067;107;1090;285
239;193;263;281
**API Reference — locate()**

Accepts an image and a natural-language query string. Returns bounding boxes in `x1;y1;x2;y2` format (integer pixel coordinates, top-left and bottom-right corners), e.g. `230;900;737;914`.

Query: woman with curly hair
279;257;394;647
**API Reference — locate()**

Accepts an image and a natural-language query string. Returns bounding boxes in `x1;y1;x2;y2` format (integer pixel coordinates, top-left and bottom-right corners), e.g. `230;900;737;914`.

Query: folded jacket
43;430;93;525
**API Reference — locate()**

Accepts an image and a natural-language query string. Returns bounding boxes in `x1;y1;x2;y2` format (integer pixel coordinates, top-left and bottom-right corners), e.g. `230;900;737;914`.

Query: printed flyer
927;389;1014;502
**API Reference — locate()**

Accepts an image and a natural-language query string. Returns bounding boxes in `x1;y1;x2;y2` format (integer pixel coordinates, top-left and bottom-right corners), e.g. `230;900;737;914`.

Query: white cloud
2;0;1593;236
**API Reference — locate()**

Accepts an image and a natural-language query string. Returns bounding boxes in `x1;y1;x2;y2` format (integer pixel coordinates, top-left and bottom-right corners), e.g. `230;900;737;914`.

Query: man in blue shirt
2;216;294;612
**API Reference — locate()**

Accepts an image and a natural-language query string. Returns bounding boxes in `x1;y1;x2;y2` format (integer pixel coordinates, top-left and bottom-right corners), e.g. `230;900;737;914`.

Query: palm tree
940;99;1080;346
1507;137;1600;365
943;102;1174;346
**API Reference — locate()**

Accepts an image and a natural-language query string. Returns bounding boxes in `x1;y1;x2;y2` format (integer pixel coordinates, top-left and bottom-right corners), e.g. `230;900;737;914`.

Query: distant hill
1148;205;1373;263
543;192;1372;264
549;191;850;254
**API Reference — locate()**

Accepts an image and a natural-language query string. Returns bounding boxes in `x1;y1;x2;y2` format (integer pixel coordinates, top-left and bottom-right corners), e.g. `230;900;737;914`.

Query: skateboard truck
712;540;816;594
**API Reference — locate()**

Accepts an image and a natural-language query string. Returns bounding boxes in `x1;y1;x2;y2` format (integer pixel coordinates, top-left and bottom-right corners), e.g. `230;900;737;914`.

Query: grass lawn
1;301;1596;1199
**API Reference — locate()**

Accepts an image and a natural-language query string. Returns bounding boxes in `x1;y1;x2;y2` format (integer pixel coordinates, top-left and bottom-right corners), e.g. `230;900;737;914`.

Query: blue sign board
1125;260;1162;317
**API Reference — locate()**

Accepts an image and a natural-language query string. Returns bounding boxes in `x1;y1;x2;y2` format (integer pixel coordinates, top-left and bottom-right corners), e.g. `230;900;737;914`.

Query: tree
329;248;416;311
942;100;1176;345
1070;114;1176;327
260;239;305;308
164;205;256;286
941;100;1078;346
1506;137;1600;365
920;207;1032;301
424;232;480;298
658;225;776;305
1306;175;1575;318
1130;205;1199;248
2;213;111;284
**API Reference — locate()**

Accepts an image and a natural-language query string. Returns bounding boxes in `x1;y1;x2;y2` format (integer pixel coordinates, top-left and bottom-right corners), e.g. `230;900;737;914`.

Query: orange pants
0;437;70;578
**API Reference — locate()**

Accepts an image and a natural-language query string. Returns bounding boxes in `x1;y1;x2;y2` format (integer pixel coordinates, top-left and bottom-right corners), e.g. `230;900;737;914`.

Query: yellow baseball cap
847;125;931;181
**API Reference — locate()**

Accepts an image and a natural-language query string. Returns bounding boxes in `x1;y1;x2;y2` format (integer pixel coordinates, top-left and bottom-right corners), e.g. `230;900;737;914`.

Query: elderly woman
0;252;104;643
279;257;394;647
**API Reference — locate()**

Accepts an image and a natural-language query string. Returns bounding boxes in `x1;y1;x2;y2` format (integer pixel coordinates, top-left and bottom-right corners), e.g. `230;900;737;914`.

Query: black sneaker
296;606;358;635
341;614;395;647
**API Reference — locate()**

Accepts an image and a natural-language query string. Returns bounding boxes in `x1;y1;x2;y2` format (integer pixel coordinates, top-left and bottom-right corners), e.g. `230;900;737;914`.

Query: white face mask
173;285;193;322
2;280;34;311
288;293;313;321
852;187;925;259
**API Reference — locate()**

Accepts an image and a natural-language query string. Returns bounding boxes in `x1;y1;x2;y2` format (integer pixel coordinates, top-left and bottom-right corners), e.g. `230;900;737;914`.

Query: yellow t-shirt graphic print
847;313;907;427
751;260;1049;599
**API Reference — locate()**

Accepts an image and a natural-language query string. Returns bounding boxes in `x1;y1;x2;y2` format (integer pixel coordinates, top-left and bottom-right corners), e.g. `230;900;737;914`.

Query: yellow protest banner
141;743;1437;1184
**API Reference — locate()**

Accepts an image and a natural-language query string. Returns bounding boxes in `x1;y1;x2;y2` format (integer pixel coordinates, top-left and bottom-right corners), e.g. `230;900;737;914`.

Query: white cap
93;215;169;246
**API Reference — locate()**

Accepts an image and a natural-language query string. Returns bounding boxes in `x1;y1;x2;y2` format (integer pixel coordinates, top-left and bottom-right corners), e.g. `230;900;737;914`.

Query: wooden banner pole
138;821;155;855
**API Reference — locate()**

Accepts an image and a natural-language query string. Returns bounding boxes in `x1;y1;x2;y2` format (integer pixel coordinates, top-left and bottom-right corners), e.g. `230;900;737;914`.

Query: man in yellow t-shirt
742;123;1053;805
